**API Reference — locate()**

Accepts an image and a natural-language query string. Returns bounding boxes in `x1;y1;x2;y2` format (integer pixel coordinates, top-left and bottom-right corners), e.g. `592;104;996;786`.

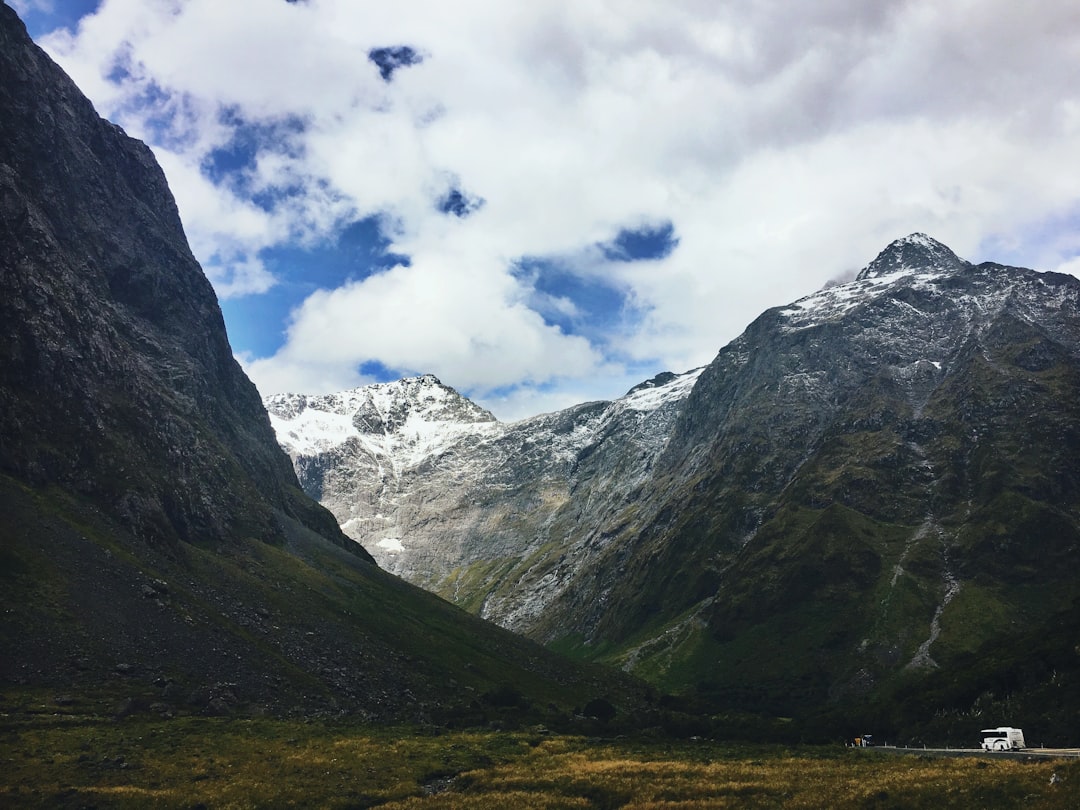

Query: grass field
3;696;1078;808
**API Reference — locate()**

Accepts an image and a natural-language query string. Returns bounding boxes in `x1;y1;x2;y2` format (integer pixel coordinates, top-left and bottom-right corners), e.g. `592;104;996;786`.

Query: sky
13;0;1080;421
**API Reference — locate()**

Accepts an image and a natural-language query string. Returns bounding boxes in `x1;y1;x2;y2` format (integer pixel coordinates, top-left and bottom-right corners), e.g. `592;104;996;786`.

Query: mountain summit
272;233;1080;734
266;374;497;457
265;367;703;624
856;232;968;279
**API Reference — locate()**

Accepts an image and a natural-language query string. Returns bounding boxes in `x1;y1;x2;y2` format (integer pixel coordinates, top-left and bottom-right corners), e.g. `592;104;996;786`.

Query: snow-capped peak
856;233;967;280
263;374;498;459
265;367;704;467
348;374;497;432
777;235;974;331
265;375;494;427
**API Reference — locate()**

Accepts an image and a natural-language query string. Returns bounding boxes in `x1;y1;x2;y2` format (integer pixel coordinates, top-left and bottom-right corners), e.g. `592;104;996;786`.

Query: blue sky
15;0;1080;419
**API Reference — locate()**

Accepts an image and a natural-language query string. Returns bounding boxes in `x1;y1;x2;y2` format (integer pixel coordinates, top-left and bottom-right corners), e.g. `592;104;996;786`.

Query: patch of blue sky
221;216;409;359
599;221;678;262
17;0;102;39
511;222;676;344
203;109;306;181
437;186;484;218
358;359;411;383
368;45;423;82
976;204;1080;270
513;257;634;343
106;75;204;153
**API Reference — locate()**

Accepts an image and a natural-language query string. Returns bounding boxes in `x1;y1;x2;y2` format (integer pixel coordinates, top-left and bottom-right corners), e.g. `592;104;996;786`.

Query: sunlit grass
2;704;1077;808
381;740;1080;809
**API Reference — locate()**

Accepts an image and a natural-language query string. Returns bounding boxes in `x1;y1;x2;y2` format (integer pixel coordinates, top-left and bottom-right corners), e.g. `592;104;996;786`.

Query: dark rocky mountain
0;4;646;725
538;233;1080;730
272;232;1080;736
0;0;352;559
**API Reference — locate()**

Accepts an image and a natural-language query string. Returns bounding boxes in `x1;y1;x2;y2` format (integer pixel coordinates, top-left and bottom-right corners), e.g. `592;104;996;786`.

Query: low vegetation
3;695;1077;808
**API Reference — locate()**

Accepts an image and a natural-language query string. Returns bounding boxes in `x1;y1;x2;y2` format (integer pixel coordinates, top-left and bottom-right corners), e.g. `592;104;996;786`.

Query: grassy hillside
0;474;650;727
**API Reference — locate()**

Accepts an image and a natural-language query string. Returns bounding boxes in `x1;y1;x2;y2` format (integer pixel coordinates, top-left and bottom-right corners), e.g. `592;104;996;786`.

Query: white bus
980;727;1026;751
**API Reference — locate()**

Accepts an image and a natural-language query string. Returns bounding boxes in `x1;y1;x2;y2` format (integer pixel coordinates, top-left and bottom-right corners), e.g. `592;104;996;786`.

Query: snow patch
779;267;951;332
378;537;405;553
622;367;704;412
268;408;357;456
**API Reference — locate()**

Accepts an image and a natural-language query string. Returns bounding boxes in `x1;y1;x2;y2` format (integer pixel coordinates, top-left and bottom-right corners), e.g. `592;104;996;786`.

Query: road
866;745;1080;760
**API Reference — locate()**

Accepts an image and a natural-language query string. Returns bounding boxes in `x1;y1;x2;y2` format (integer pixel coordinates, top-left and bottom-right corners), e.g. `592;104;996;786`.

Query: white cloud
1055;255;1080;277
37;0;1080;417
243;244;607;398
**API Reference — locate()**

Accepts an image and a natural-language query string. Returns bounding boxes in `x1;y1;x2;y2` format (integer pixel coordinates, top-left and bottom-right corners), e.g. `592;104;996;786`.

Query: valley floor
2;692;1079;808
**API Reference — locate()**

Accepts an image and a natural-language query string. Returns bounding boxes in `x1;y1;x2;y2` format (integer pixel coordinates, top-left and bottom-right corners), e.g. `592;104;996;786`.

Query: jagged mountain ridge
271;233;1080;730
538;233;1080;718
265;368;703;629
0;3;647;725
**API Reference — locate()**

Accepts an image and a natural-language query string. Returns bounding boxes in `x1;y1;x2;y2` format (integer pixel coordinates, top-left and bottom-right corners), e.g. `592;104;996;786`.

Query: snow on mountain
261;234;1080;686
265;371;701;480
265;374;500;467
620;369;703;413
263;366;704;627
778;233;1077;334
856;232;967;279
264;405;358;457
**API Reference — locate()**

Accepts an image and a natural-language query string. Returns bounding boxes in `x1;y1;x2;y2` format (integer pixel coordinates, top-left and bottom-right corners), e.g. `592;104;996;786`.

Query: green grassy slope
0;473;650;727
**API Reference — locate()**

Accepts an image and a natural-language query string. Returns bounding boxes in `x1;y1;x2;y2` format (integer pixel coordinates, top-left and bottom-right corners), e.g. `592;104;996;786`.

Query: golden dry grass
380;739;1080;809
2;708;1078;808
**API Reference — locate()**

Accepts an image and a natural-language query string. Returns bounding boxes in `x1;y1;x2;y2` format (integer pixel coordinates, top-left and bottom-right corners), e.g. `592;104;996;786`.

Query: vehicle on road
981;727;1026;751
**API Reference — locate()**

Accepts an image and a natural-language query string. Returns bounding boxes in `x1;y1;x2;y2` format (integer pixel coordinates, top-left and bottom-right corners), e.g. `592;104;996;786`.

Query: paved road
867;745;1080;760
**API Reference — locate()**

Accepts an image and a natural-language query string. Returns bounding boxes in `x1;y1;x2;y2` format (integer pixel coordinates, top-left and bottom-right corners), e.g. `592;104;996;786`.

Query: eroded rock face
270;234;1080;720
0;4;353;554
536;234;1080;711
1;6;655;724
265;370;703;630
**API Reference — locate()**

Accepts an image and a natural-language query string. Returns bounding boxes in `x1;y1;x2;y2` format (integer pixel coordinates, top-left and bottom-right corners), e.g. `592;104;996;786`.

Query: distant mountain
0;4;646;725
271;233;1080;736
265;368;702;630
546;232;1080;729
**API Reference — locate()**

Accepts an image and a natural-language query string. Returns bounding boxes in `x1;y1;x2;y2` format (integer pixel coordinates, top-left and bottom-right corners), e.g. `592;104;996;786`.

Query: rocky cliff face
266;369;702;631
539;233;1080;716
271;232;1080;727
0;2;352;554
0;4;646;724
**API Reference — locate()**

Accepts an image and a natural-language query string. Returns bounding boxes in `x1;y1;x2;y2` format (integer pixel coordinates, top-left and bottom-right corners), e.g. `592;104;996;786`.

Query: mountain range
5;0;1079;741
265;366;701;632
269;232;1080;735
0;3;646;727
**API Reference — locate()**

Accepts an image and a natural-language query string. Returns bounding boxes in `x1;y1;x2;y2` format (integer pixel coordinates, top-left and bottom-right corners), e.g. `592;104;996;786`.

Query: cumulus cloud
244;244;607;395
38;0;1080;417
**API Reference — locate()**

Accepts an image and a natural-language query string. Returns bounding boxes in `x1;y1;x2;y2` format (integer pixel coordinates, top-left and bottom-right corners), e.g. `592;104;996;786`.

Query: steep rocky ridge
0;2;348;554
0;4;647;725
272;232;1080;731
266;369;702;631
537;234;1080;721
